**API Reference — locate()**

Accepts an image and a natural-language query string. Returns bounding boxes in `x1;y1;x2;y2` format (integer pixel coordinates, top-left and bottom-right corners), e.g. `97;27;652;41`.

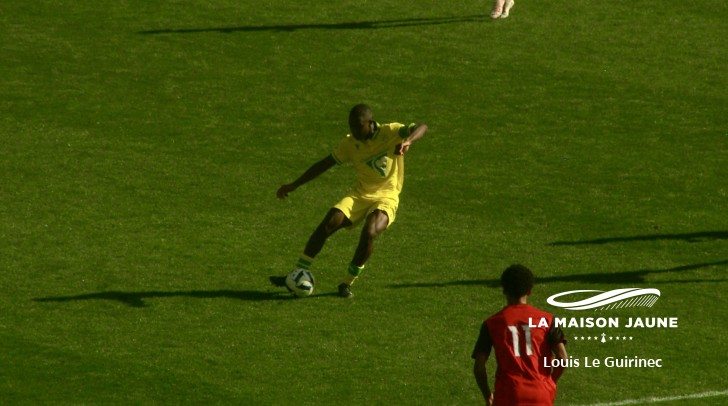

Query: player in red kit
472;264;568;405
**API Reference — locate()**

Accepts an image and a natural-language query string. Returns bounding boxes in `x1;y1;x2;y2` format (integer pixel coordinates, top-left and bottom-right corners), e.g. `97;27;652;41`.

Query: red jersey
472;304;566;405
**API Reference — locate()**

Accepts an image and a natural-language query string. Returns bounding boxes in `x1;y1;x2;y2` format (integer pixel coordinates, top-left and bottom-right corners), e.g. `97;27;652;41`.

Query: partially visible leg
271;209;351;288
338;210;389;298
303;208;351;258
501;0;515;18
352;210;389;267
490;0;506;18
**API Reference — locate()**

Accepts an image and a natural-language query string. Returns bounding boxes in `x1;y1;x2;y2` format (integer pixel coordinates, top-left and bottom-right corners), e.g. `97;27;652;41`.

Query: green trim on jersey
364;151;389;177
398;123;416;139
370;121;381;140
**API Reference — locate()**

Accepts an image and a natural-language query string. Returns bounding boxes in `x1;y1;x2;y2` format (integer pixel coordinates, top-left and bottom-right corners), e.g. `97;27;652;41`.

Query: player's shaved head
349;104;372;123
501;264;534;298
348;104;374;140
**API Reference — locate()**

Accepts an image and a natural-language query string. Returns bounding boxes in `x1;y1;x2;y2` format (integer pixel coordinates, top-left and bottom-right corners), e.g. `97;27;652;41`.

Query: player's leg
352;209;389;266
338;209;389;298
270;208;351;288
490;0;506;18
303;208;351;258
501;0;514;18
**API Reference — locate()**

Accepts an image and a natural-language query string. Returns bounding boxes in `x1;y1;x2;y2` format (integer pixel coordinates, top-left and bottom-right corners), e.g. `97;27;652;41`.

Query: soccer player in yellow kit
271;104;427;298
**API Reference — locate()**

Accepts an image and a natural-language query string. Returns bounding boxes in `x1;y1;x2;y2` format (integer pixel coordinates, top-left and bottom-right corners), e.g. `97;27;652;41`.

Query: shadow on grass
138;15;486;35
33;289;303;308
550;231;728;246
388;260;728;289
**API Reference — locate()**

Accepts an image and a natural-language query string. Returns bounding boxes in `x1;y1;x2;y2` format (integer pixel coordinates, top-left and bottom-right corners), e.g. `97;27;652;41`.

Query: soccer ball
285;268;316;297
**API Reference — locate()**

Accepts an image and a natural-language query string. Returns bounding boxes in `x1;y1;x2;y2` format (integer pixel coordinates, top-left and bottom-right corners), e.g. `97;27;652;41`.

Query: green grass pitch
2;0;727;404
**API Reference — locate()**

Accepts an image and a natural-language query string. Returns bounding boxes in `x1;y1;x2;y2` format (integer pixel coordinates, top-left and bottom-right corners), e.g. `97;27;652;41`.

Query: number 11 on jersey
507;324;533;357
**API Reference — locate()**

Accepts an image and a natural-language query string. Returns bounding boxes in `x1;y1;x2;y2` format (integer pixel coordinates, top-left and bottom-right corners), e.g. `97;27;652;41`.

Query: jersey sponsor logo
365;151;388;177
546;288;660;311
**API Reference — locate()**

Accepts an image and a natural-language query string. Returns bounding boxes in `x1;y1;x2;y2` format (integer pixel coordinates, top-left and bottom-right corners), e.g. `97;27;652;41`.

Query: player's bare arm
277;154;337;199
395;123;428;155
473;351;494;405
550;342;568;383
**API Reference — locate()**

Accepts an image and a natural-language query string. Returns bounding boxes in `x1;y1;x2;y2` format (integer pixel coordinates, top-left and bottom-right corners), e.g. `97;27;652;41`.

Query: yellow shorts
333;193;398;228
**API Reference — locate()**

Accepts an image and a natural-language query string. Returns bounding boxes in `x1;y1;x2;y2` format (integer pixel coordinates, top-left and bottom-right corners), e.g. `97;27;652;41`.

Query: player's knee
362;225;378;241
362;219;384;241
322;210;347;235
318;220;338;236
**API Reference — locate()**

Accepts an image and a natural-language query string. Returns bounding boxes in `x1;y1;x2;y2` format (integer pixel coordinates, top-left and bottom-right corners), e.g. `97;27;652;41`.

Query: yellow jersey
331;122;416;198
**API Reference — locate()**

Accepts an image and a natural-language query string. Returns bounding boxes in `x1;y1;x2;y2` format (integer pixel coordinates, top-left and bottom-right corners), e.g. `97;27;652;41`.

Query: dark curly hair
501;264;534;298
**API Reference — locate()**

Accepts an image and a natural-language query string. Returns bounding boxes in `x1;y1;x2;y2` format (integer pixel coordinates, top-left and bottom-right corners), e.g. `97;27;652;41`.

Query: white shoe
490;0;505;18
500;0;514;18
